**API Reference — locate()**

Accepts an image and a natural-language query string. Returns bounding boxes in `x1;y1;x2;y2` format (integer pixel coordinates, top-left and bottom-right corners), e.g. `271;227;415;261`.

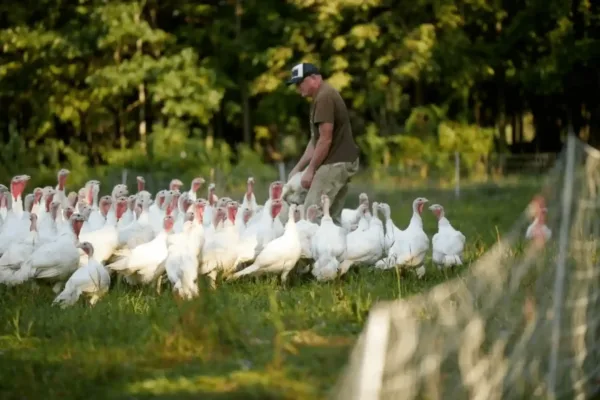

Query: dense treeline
0;0;598;186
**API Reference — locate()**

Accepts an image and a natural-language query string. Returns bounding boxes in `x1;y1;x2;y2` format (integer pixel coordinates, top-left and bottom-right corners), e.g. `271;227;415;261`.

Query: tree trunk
516;113;522;145
235;0;251;145
136;37;147;154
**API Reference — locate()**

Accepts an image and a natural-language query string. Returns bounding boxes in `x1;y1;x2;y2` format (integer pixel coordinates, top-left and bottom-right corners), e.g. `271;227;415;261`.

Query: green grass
0;180;539;400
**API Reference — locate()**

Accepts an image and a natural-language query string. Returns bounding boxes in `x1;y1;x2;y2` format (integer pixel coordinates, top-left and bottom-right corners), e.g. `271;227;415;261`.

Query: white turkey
294;204;321;260
107;215;174;289
187;177;205;201
339;201;386;275
375;198;430;278
525;195;551;243
311;194;347;281
52;241;111;308
429;204;466;269
228;204;301;284
282;170;308;206
4;213;85;292
0;213;39;280
77;196;128;266
341;193;369;231
165;212;200;299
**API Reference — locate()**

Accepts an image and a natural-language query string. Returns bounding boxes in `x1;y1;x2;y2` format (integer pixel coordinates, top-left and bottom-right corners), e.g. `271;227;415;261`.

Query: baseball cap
286;62;320;85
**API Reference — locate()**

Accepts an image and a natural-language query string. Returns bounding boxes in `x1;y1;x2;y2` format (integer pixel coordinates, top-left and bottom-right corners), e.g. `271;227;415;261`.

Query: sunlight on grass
0;183;540;400
127;370;316;399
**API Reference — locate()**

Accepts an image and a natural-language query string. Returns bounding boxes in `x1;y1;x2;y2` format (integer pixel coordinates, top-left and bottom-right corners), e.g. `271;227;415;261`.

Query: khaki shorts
300;158;359;225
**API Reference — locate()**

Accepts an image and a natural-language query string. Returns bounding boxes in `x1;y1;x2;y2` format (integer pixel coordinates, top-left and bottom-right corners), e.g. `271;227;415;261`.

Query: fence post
454;151;460;199
547;131;577;399
278;161;286;182
121;169;128;185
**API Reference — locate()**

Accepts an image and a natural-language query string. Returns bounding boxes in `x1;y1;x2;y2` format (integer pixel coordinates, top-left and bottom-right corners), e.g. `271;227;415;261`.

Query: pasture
0;179;539;400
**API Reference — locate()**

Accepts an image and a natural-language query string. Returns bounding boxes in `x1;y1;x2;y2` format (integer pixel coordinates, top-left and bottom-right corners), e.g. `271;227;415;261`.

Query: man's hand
300;167;315;189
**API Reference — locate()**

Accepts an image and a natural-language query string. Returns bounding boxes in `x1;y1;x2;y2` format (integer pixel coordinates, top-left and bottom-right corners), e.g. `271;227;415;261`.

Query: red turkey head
270;181;283;200
10;175;30;200
242;208;253;224
115;196;128;220
33;187;43;205
428;204;445;220
70;213;86;238
413;197;429;215
57;169;70;190
156;190;167;208
64;206;75;220
226;201;238;222
191;177;205;193
163;215;175;232
99;195;112;217
208;183;217;206
194;200;206;224
45;189;56;212
127;195;137;211
77;241;94;257
136;176;145;192
169;179;183;191
270;199;283;219
246;177;255;200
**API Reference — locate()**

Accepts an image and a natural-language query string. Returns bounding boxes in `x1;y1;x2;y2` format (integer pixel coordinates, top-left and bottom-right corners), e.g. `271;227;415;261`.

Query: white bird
429;204;466;269
311;194;347;281
339;201;386;275
0;213;39;279
4;213;85;292
52;242;111;308
165;212;200;299
282;171;308;206
228;204;302;284
525;195;552;243
107;215;173;288
375;198;430;278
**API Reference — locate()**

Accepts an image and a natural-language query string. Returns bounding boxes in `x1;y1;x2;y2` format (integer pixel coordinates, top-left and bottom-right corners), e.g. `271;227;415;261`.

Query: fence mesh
330;135;600;400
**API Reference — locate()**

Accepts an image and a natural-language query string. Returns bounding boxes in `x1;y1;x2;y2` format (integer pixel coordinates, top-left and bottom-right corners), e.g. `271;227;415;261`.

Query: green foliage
0;0;599;180
358;106;495;182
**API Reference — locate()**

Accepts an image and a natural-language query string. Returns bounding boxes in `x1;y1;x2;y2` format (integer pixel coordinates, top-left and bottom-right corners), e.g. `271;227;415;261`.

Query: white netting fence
330;134;600;400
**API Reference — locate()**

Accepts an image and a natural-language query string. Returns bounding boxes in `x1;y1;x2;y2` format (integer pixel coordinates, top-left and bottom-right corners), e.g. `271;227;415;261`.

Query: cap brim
286;77;302;85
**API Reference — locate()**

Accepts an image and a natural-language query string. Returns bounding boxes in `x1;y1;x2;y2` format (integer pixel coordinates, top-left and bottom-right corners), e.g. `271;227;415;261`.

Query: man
286;62;360;225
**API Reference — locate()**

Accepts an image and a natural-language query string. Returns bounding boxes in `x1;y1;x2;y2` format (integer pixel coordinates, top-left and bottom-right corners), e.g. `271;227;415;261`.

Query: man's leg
328;183;348;226
331;158;359;226
329;159;359;225
303;163;346;224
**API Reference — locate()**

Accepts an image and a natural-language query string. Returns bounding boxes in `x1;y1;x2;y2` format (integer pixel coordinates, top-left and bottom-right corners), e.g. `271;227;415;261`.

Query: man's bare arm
307;123;333;172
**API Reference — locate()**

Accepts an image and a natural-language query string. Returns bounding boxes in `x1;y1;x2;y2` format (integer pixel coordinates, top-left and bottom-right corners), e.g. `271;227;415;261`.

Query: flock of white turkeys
0;168;470;308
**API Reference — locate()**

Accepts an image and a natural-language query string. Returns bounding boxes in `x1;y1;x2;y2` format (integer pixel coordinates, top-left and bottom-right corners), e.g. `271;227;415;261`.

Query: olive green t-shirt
309;82;360;165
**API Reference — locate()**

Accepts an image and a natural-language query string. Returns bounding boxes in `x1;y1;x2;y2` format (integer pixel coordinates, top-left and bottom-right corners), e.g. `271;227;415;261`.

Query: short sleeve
313;95;335;125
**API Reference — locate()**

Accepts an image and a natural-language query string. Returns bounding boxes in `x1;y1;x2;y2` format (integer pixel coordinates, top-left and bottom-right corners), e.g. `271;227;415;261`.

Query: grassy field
0;179;540;400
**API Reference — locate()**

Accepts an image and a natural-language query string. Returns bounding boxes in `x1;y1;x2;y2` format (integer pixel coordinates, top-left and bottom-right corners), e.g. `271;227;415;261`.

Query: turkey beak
428;205;436;211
